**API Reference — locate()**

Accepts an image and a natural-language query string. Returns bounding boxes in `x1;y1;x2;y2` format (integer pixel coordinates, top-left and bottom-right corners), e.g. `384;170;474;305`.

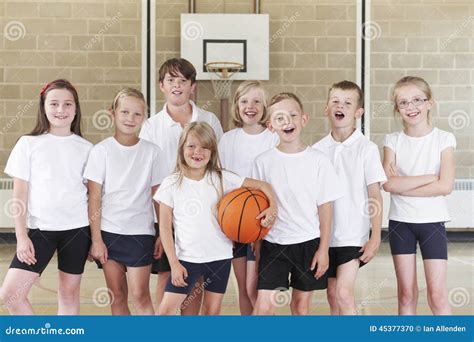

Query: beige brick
5;68;38;83
327;53;354;68
391;54;421;68
54;19;89;35
370;86;390;101
404;69;438;84
39;3;71;18
372;53;389;68
283;5;314;20
390;21;422;37
269;37;284;52
0;85;20;100
423;21;471;37
0;117;23;134
295;53;326;68
439;70;470;84
316;5;352;20
455;54;474;68
407;5;470;20
106;3;139;19
270;21;296;39
423;54;454;68
295;85;328;102
55;52;87;67
38;68;71;84
373;70;407;85
0;69;4;83
3;133;24;150
4;35;37;50
283;37;315;52
70;69;104;84
156;36;179;52
407;38;438;52
293;21;326;36
38;35;70;50
316;37;347;52
372;5;405;20
315;69;350;85
5;101;36;118
87;52;119;67
5;2;39;17
1;51;54;67
88;19;121;35
454;86;473;101
120;19;141;35
372;37;406;53
156;4;186;20
327;21;356;36
163;20;179;36
430;86;453;101
103;36;137;51
103;69;140;84
282;70;314;85
21;84;43;99
224;3;253;14
370;117;391;134
440;37;471;53
72;3;105;18
439;103;470;117
120;52;141;68
270;53;295;69
87;85;121;101
72;36;103;51
262;4;283;17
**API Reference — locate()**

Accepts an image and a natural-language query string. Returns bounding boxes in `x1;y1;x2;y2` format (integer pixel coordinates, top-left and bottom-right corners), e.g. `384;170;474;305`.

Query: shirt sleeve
139;119;153;142
4;136;31;181
315;154;344;205
211;114;224;141
250;158;263;181
364;144;387;186
383;133;397;152
153;176;174;208
218;133;227;168
151;145;168;186
440;131;457;151
83;145;106;185
222;170;244;193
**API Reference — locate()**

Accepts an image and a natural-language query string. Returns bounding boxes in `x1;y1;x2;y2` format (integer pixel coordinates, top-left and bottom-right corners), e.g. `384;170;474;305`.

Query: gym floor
0;241;472;315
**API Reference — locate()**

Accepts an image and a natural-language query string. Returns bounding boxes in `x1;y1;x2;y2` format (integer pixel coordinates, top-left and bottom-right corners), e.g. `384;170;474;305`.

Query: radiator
0;178;472;230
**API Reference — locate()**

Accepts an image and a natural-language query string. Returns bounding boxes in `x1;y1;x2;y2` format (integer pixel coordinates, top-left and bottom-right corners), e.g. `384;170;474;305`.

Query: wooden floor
0;242;472;315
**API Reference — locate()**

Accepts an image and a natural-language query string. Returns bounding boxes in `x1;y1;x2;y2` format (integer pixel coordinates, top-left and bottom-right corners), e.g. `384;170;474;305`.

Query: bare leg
424;259;451;315
102;260;130;315
393;254;418;315
57;271;82;315
233;257;253;315
127;265;154;315
0;268;38;315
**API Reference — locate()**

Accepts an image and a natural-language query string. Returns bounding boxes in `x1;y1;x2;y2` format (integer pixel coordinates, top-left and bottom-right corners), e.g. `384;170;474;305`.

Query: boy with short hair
139;58;223;314
252;93;343;315
312;80;386;315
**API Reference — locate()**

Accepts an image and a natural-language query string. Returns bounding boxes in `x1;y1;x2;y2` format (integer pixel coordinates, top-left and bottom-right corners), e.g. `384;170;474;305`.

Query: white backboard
180;14;269;80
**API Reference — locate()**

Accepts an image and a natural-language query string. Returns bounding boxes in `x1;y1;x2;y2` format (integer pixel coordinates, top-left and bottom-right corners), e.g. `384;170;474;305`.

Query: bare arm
382;147;438;194
87;180;108;264
359;183;383;263
13;178;36;265
400;147;455;197
241;178;278;227
311;201;332;279
151;185;163;259
159;202;188;287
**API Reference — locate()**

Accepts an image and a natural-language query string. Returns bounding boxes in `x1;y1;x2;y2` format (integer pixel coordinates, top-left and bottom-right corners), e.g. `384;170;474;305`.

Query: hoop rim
205;61;244;73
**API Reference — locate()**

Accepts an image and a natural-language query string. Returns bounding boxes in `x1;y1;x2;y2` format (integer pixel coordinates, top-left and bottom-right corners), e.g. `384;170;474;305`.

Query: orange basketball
217;187;270;243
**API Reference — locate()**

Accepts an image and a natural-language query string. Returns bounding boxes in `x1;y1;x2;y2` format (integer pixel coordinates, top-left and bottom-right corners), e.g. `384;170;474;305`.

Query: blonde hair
231;81;269;128
269;92;304;111
392;76;432;126
175;122;224;197
110;87;147;113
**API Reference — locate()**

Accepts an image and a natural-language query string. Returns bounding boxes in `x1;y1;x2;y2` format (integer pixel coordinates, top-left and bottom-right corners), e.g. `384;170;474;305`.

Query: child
85;88;166;315
383;76;455;315
0;79;92;315
218;80;279;315
139;58;224;314
155;122;277;315
252;93;343;315
312;81;386;315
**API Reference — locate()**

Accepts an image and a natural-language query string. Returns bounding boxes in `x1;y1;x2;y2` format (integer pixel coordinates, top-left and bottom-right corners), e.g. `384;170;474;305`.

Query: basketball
217;187;270;243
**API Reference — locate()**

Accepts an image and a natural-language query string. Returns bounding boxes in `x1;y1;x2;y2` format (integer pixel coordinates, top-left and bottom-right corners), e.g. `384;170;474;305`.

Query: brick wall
1;0;473;177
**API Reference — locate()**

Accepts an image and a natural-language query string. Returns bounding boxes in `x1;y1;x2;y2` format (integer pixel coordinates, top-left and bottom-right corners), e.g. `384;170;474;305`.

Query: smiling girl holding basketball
218;81;279;315
154;122;277;315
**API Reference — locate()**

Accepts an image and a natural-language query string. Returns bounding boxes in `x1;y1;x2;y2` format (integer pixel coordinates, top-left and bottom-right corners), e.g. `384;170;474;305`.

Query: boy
139;58;224;314
251;93;342;315
312;81;386;315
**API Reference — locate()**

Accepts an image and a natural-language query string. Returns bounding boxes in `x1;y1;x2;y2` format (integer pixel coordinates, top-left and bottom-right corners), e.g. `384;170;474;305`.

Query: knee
131;288;151;306
427;289;448;308
327;287;337;304
336;287;354;307
290;298;310;315
399;288;418;306
253;301;274;315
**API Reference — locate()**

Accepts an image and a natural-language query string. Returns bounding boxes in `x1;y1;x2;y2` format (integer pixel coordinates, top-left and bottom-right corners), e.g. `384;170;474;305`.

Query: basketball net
205;62;243;100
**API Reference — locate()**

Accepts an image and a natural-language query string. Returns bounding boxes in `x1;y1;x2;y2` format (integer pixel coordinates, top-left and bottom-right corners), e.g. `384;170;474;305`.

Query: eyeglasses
396;97;428;109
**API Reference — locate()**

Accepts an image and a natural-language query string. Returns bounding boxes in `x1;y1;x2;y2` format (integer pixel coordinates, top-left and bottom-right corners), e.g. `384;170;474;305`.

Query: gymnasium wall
1;0;473;177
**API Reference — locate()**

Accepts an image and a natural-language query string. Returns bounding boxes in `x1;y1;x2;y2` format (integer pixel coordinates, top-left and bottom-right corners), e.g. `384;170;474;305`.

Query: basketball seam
247;189;264;242
218;187;251;226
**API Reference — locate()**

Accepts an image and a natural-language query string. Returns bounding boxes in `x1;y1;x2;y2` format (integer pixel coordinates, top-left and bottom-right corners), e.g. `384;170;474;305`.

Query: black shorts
388;220;448;260
10;226;91;275
327;246;366;278
165;258;232;295
97;230;154;268
232;242;256;261
257;238;328;292
151;223;171;274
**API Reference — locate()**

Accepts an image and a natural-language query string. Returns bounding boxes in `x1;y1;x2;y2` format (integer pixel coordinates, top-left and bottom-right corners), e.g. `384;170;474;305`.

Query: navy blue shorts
388;220;448;260
151;223;171;274
327;246;366;278
257;238;328;291
232;242;256;261
99;230;154;267
165;259;232;295
10;226;91;275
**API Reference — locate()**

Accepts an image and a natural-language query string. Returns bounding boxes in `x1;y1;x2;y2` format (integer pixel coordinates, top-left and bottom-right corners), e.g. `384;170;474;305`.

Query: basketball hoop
205;62;243;100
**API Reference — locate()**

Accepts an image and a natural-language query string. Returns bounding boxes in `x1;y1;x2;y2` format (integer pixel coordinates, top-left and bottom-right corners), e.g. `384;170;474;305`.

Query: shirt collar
327;128;363;147
162;100;198;127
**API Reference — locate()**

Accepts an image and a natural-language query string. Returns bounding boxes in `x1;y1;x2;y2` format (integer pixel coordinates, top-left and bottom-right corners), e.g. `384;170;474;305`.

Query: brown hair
231;81;269;128
29;79;82;136
269;92;304;111
158;58;197;84
328;80;364;108
392;76;433;125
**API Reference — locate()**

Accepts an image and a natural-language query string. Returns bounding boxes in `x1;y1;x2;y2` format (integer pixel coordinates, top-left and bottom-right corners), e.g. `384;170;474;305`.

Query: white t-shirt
218;128;279;178
384;127;456;223
313;129;387;247
139;100;224;175
4;133;92;231
251;147;343;245
83;137;166;236
154;170;244;263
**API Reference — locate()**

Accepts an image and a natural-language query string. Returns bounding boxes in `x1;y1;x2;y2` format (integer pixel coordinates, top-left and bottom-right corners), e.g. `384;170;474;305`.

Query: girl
0;79;92;315
84;88;166;315
383;76;456;315
155;122;277;315
218;81;278;315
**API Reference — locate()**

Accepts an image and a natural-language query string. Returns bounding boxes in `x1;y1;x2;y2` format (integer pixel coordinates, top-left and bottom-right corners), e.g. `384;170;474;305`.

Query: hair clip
40;82;50;96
